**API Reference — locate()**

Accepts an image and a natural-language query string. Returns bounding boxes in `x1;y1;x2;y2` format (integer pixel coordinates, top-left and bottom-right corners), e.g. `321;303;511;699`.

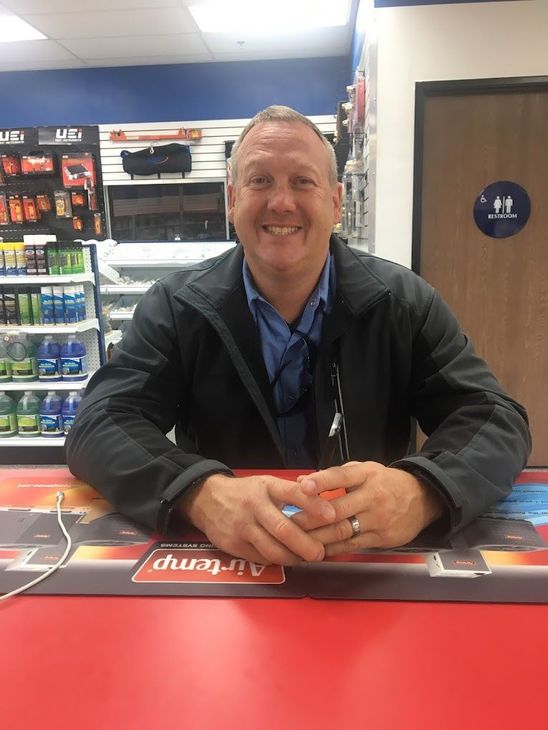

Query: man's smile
261;224;302;235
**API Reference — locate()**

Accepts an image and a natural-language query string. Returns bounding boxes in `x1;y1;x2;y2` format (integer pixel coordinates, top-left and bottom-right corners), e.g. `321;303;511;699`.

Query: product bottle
3;243;17;276
61;390;82;434
0;391;17;437
7;333;38;381
39;391;64;437
0;336;11;382
24;242;38;275
37;335;62;382
52;285;65;324
76;284;86;321
60;335;87;381
14;242;26;275
46;241;60;275
40;286;54;325
16;391;41;437
63;285;78;324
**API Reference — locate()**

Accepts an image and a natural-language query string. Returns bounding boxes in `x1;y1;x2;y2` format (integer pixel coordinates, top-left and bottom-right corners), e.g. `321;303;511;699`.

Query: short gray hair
229;105;338;186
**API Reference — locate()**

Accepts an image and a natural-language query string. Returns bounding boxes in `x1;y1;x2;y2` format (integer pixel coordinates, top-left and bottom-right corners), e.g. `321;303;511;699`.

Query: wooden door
416;83;548;465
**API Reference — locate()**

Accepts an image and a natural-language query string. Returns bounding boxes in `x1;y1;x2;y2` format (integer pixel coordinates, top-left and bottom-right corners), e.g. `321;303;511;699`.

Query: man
66;106;531;566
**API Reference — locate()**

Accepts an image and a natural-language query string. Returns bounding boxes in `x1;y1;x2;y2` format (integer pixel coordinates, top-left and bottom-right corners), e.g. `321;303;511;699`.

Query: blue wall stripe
0;56;348;127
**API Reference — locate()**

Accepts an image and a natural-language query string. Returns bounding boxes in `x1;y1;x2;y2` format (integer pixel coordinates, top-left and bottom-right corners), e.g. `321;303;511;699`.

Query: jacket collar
181;234;390;316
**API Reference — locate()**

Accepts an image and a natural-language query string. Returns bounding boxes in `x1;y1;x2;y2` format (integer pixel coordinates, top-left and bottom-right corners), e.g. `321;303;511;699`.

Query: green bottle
0;391;17;437
7;333;38;382
16;391;41;437
0;337;11;382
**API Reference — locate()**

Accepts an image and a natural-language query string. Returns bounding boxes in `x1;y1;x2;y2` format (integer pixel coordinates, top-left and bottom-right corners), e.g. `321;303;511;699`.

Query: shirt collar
243;253;333;317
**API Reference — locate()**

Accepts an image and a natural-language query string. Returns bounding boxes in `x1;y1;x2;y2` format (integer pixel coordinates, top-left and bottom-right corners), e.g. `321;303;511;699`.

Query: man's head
227;105;342;283
229;105;338;186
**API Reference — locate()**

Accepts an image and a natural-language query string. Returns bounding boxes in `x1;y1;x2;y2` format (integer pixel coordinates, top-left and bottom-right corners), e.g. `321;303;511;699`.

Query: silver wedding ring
348;515;361;538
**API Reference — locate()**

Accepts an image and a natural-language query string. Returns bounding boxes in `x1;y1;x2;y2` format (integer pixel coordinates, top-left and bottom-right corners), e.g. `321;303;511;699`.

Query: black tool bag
120;143;192;179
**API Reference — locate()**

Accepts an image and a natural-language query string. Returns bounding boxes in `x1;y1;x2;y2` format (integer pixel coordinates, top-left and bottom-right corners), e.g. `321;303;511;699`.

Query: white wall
374;0;548;267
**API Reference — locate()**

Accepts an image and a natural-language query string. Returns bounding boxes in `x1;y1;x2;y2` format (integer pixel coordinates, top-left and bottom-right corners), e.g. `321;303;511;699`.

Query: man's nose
266;183;297;214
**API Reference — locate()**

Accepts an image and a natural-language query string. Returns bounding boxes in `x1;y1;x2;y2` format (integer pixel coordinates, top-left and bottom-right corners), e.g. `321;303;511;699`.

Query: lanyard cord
330;358;350;463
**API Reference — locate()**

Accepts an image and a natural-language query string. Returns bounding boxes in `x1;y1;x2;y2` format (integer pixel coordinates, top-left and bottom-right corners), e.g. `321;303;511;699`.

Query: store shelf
0;375;93;391
98;261;121;284
105;331;123;347
104;258;201;268
110;310;134;320
0;274;94;285
0;436;65;446
101;284;151;295
0;318;100;334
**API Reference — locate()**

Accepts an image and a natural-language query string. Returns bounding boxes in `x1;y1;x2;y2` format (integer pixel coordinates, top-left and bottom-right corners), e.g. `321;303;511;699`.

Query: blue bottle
61;390;82;434
37;336;62;382
60;335;87;381
39;391;64;437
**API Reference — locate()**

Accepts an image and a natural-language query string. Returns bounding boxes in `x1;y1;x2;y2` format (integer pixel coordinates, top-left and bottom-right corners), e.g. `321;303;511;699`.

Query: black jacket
66;237;531;534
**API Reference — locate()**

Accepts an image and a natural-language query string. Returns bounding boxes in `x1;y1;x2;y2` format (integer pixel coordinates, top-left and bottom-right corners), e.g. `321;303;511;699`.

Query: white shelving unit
0;243;105;453
1;375;92;392
0;319;100;335
100;241;235;350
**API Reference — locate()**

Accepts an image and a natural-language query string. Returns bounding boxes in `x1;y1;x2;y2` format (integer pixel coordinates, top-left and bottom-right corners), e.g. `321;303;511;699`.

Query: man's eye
249;176;268;186
295;177;315;187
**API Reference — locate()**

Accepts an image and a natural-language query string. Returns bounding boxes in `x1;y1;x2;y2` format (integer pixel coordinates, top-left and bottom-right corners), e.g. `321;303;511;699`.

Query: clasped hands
179;461;445;566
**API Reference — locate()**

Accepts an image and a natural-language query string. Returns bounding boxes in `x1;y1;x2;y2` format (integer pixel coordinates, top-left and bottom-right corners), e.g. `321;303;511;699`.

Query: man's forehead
238;122;328;170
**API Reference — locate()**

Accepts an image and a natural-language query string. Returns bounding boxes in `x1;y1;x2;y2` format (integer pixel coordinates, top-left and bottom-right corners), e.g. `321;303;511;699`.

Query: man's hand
177;473;337;565
292;461;446;556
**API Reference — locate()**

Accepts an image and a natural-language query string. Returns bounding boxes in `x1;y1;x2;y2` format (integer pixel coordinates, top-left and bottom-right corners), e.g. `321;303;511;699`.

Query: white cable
0;491;72;601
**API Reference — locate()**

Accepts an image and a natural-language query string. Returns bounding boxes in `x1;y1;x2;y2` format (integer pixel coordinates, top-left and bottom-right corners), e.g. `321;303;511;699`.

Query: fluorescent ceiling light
189;0;350;34
0;15;47;42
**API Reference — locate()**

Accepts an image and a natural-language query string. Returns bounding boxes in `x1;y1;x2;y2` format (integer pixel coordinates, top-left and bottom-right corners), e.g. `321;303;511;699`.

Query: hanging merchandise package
120;143;191;179
36;193;52;213
0;193;9;225
22;196;40;223
20;151;55;176
1;153;21;177
54;190;72;218
61;152;96;188
8;195;24;224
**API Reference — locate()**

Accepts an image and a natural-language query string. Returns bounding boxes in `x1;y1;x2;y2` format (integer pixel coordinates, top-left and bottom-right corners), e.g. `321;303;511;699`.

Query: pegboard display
0;126;106;242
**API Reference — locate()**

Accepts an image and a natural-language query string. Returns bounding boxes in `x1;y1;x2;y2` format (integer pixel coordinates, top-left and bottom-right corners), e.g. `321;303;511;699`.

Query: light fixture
0;15;47;43
189;0;350;34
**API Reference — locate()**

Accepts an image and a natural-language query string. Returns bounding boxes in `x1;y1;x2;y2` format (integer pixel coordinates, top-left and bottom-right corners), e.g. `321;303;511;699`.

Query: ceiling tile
84;54;214;68
60;33;209;60
2;0;179;12
0;58;87;71
0;38;78;62
22;7;199;39
203;26;350;54
211;48;345;63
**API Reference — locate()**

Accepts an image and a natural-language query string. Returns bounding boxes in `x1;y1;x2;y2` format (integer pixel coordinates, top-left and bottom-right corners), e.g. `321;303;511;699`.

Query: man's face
228;122;342;279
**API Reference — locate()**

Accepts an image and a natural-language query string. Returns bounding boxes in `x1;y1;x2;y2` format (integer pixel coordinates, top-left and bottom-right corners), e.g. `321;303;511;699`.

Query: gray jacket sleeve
392;284;531;532
65;280;232;533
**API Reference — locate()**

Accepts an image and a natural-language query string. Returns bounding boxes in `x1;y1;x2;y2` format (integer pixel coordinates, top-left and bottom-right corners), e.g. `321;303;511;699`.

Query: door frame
411;75;548;274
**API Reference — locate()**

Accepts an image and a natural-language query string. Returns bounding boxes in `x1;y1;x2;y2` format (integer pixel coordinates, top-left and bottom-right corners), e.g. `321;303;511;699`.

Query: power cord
0;491;72;601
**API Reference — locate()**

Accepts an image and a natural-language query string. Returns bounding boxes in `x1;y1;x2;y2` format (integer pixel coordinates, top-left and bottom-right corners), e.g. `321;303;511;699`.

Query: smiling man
66;106;530;566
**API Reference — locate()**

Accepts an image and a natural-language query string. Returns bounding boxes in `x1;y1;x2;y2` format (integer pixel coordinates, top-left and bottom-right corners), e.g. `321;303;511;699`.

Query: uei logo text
0;130;25;143
132;548;285;584
56;128;83;142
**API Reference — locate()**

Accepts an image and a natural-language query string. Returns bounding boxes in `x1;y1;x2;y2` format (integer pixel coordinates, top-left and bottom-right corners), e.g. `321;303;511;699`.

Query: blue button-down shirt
243;254;335;467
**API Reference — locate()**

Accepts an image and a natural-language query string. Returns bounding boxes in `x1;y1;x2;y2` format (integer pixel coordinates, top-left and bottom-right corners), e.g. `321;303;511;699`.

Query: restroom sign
473;181;531;239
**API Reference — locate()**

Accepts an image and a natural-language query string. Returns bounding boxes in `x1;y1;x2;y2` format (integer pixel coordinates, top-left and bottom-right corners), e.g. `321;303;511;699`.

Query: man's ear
227;182;235;224
333;182;343;224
